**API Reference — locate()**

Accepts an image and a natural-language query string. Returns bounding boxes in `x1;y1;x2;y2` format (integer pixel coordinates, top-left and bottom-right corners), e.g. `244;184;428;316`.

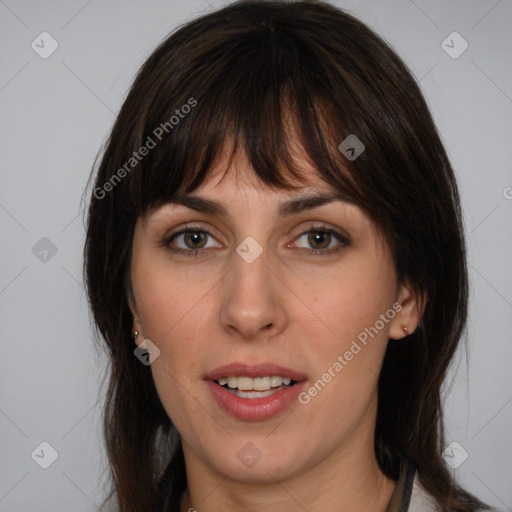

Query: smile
217;375;295;391
205;363;308;421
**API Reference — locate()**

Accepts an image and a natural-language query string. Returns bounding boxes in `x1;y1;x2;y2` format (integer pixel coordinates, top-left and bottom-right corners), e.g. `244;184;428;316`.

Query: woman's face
129;149;419;483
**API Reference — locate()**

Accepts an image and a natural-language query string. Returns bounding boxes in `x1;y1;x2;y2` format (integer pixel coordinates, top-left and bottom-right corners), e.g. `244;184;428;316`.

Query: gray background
0;0;511;511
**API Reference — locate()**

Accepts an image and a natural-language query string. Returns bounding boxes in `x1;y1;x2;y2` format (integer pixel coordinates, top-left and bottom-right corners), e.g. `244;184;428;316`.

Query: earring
402;325;408;335
133;330;139;341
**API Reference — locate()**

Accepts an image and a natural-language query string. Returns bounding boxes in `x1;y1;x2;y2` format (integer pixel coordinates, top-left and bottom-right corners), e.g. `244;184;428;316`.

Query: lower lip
205;380;307;421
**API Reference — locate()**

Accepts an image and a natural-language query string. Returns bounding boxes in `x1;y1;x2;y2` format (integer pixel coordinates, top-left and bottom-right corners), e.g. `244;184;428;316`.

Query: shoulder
408;472;495;512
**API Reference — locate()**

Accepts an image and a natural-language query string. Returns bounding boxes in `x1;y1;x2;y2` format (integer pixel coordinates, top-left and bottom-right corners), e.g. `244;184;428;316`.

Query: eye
291;224;350;256
161;224;221;257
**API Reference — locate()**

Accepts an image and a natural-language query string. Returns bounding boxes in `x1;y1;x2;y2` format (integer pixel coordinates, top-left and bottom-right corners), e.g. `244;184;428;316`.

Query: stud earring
402;325;408;335
133;330;139;341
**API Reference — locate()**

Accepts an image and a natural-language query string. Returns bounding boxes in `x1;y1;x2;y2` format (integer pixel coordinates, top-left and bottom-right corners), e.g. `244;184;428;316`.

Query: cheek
131;248;221;342
290;257;396;410
140;303;208;433
130;252;220;422
293;256;397;346
293;288;391;446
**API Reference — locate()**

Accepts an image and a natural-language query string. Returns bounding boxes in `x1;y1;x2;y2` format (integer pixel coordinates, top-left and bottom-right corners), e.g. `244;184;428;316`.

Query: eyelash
160;223;350;258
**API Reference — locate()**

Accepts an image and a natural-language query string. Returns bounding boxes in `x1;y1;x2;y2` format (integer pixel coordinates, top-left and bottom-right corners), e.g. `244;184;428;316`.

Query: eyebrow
168;191;350;218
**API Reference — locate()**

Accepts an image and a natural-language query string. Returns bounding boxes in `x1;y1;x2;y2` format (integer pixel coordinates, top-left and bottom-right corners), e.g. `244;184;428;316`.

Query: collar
385;458;416;512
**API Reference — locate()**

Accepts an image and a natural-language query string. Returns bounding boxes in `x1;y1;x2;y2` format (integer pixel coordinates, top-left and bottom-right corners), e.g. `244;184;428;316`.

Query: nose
219;245;287;340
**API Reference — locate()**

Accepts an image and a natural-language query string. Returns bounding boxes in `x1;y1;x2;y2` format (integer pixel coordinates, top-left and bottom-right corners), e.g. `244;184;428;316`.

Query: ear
127;287;144;346
388;281;427;340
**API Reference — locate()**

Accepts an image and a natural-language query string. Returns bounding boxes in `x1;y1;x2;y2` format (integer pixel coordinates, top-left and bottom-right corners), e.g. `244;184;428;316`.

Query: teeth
237;377;253;390
217;375;293;391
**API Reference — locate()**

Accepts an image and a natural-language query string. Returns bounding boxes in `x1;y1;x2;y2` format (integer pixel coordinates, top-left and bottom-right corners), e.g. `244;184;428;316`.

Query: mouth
205;362;308;421
215;375;298;399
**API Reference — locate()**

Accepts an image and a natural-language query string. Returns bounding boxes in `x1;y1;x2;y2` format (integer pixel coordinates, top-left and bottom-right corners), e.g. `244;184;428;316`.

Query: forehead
141;134;380;238
193;143;335;196
141;145;384;247
144;138;353;222
145;153;373;235
146;177;352;227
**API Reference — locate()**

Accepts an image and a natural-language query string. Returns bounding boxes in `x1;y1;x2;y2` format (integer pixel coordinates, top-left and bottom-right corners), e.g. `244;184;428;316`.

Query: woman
83;1;492;511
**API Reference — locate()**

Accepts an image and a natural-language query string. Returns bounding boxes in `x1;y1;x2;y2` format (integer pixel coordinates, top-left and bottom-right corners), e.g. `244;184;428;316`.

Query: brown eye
307;230;332;250
161;225;222;257
182;231;208;249
292;225;350;256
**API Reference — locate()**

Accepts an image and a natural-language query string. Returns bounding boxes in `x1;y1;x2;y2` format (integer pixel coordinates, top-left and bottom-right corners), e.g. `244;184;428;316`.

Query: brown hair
83;1;490;511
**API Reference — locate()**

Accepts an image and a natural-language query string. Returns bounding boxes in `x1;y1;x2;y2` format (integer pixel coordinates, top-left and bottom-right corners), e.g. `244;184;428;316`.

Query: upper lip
205;362;308;382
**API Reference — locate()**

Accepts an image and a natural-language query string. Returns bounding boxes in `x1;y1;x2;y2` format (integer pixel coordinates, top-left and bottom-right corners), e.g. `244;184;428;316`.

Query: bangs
131;21;365;215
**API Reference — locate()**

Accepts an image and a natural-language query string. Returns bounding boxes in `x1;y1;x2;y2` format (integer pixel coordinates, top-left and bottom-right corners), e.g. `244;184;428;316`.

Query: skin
128;148;422;512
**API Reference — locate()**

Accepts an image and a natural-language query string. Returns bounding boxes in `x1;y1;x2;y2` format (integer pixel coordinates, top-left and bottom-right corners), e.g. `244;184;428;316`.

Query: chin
201;441;309;483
